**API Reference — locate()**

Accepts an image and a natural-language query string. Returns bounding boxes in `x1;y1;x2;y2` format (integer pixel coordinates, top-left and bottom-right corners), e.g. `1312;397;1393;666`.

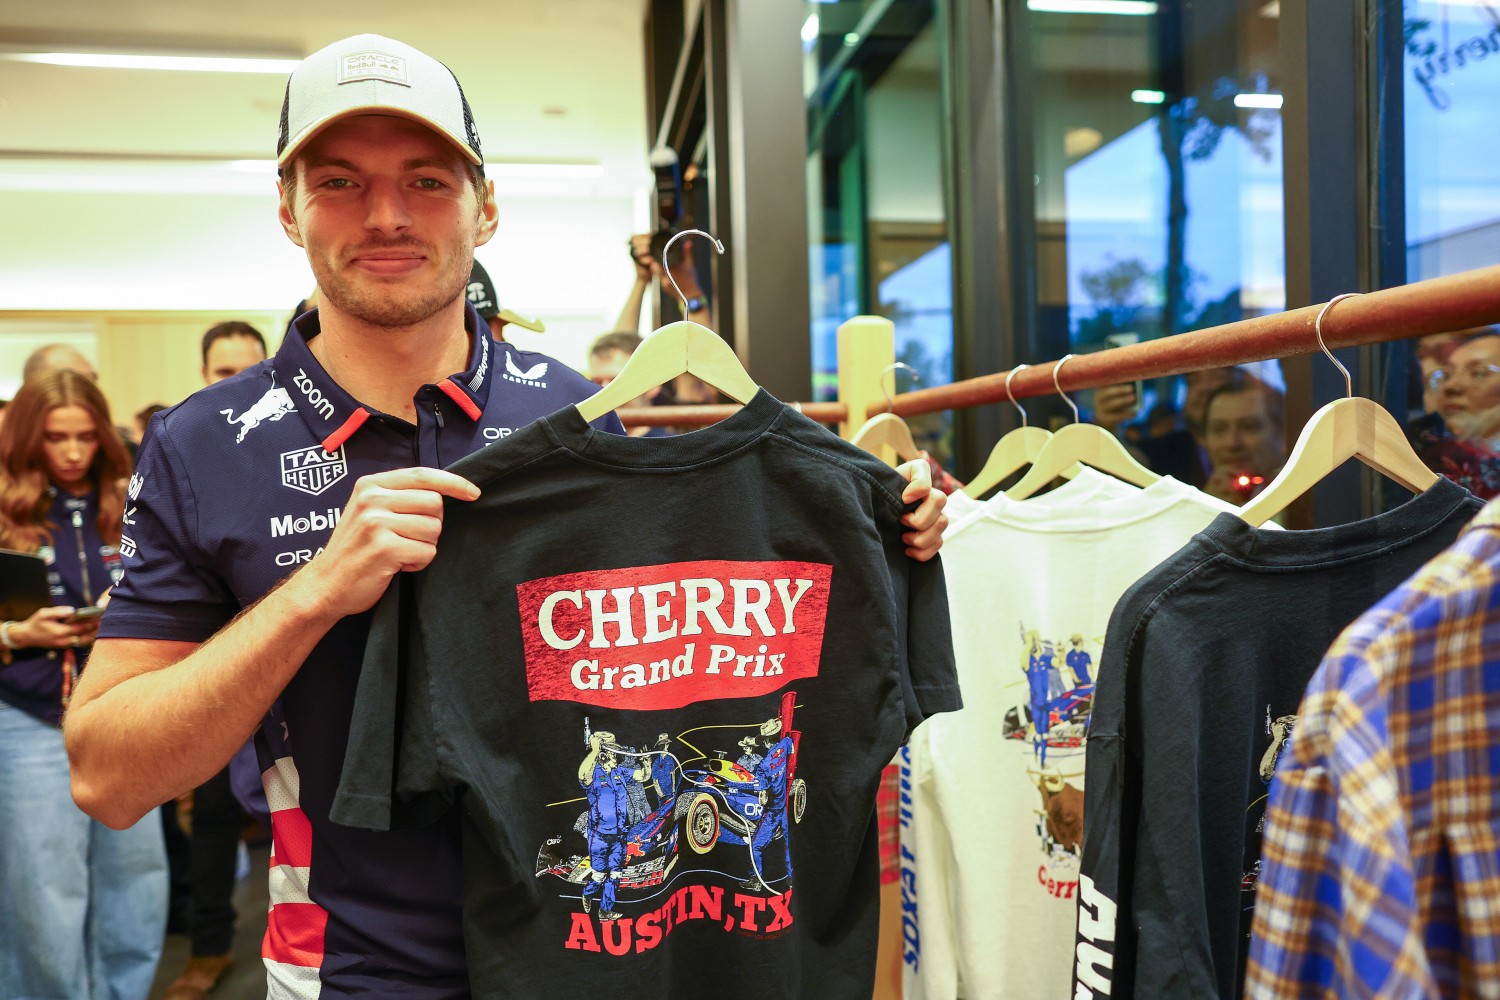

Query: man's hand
1093;383;1140;433
895;460;948;562
628;234;661;283
293;467;480;620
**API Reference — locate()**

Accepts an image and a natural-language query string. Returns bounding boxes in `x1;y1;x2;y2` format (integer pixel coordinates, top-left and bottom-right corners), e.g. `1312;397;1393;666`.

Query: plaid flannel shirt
1245;498;1500;999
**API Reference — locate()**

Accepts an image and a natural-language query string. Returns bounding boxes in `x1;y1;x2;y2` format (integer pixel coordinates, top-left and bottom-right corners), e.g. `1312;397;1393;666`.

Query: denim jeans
0;699;168;999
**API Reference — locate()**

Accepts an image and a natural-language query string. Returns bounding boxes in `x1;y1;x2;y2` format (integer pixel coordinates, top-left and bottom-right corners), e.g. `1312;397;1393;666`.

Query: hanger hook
880;361;919;410
1053;354;1079;424
1315;293;1361;398
1005;364;1031;428
662;229;725;312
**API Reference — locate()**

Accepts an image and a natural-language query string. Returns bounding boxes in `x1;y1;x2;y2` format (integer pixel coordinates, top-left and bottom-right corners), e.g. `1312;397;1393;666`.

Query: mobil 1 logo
281;445;347;497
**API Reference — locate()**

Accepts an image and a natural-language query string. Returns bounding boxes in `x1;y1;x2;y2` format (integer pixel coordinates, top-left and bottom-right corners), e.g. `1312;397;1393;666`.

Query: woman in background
0;369;166;999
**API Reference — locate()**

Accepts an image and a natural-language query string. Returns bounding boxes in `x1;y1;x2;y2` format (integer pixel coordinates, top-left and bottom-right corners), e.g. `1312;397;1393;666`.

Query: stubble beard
314;241;473;330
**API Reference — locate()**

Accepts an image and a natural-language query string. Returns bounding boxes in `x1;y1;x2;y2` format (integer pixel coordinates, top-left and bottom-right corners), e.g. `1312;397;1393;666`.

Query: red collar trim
438;378;483;421
321;407;370;453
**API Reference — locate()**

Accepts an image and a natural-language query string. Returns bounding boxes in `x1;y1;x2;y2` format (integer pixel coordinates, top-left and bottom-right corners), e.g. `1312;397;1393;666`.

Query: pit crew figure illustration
746;717;796;890
736;736;764;772
1023;630;1055;748
578;732;647;920
1065;633;1094;688
537;693;809;926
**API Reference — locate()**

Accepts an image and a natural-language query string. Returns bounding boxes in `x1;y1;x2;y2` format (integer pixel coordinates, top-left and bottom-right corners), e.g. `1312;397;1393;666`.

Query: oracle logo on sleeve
516;560;833;710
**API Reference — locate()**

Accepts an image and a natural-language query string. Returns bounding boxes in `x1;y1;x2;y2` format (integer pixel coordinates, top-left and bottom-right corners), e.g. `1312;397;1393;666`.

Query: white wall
0;185;646;377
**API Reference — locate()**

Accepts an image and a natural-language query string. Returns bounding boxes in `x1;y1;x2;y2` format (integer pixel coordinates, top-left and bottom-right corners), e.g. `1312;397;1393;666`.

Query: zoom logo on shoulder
293;368;336;421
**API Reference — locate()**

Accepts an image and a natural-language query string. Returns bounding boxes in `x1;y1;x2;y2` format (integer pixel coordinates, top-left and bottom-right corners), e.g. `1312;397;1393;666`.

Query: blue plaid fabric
1246;498;1500;998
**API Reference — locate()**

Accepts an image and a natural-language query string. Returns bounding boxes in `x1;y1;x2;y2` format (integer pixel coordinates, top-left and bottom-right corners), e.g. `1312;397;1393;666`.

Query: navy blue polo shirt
100;304;622;998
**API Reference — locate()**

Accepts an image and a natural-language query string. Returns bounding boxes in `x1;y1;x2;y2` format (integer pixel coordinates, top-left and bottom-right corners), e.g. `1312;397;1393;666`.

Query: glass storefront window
1404;1;1500;282
1020;0;1286;502
805;0;955;460
1401;1;1500;500
1024;3;1284;346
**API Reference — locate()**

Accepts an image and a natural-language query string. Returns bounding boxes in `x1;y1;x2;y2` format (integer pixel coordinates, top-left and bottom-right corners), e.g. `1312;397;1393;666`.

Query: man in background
1201;376;1286;503
586;331;670;437
201;322;267;385
160;319;272;1000
23;343;98;384
161;320;273;1000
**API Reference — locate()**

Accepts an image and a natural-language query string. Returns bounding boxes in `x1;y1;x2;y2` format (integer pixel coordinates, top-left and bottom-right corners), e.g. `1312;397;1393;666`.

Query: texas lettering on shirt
517;560;833;710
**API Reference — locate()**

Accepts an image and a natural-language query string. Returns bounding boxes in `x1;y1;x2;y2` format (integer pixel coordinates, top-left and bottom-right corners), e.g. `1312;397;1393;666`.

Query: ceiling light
1131;89;1167;104
1;51;300;74
801;15;820;45
1027;1;1159;14
843;32;861;46
1234;92;1283;109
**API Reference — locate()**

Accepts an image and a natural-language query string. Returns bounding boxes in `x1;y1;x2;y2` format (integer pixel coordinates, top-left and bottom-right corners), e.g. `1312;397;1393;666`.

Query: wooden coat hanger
1006;354;1161;500
1238;293;1439;527
576;231;758;424
851;362;923;464
964;364;1078;499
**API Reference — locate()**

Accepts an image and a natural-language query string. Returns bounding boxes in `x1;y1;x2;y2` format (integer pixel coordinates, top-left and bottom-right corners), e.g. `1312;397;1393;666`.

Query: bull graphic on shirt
221;387;296;443
536;690;808;940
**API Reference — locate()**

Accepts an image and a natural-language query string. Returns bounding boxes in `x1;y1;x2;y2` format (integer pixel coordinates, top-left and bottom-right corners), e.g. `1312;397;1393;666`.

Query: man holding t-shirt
63;34;947;997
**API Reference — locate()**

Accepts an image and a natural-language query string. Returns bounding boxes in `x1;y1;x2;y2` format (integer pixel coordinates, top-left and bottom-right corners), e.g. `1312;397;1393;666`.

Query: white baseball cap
276;34;483;170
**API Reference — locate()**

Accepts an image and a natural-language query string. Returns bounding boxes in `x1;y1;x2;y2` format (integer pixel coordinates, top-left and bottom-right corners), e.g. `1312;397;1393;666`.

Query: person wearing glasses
1433;334;1500;446
1411;331;1500;499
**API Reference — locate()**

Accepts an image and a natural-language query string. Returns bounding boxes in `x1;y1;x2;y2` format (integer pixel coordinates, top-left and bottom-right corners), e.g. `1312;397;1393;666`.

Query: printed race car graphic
536;691;808;920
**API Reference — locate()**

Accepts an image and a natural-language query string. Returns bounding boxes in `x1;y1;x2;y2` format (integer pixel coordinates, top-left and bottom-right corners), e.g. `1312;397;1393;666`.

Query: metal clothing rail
615;263;1500;429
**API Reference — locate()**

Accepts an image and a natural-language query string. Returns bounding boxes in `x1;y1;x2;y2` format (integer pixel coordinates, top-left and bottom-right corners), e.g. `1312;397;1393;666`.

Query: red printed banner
516;560;832;710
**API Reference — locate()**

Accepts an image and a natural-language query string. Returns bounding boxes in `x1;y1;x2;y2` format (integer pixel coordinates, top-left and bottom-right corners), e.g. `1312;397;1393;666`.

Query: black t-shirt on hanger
332;389;960;1000
1076;477;1481;1000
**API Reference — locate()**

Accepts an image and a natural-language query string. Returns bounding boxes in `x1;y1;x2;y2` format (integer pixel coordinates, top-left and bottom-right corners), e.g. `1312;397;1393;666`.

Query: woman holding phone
0;368;166;998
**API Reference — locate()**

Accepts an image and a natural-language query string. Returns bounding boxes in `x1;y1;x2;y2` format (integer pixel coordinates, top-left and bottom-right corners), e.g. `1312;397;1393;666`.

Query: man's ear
278;181;306;248
475;178;499;246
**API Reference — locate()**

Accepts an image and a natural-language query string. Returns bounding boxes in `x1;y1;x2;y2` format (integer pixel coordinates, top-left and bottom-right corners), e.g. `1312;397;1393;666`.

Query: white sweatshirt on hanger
903;474;1235;1000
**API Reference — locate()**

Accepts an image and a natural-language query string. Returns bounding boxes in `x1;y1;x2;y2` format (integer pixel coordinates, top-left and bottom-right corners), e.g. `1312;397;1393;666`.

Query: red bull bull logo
221;387;296;444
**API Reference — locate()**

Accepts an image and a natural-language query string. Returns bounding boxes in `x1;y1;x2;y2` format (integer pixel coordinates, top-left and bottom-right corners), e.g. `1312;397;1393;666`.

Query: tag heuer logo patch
338;51;410;87
281;445;348;496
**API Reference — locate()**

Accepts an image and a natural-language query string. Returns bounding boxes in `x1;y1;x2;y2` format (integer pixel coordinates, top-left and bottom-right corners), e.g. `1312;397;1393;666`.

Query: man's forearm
612;277;649;334
65;571;343;829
